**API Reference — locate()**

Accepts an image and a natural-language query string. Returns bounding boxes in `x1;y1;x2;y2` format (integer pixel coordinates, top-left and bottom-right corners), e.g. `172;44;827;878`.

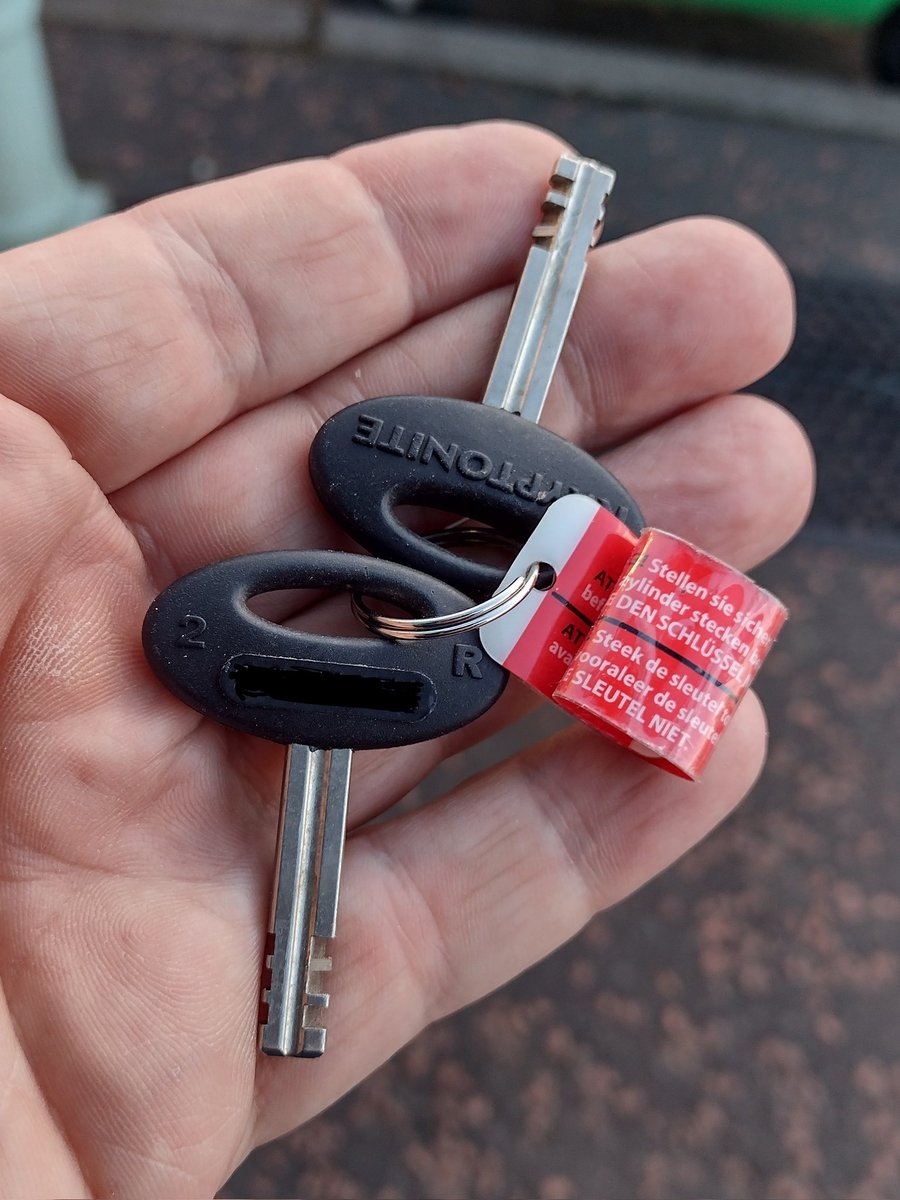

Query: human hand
0;122;812;1198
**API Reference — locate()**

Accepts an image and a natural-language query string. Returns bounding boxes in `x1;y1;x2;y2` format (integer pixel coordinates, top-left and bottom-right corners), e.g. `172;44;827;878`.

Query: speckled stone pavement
43;22;900;1199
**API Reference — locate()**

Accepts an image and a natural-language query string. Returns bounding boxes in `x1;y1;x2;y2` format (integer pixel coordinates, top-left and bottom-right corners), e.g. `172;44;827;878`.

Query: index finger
0;122;568;491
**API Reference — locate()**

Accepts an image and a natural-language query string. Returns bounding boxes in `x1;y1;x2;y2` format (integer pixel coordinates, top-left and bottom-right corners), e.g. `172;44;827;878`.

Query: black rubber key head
309;395;643;599
142;550;507;749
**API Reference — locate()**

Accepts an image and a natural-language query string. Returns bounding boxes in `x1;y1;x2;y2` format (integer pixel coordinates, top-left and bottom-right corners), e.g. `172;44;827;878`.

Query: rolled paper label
480;494;638;698
552;528;788;780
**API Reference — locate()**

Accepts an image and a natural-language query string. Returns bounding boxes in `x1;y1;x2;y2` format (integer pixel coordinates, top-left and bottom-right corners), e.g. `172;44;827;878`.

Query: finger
252;692;767;1141
560;216;794;445
117;383;810;860
213;390;810;836
0;986;89;1198
602;392;815;571
113;217;794;578
116;384;812;609
0;122;570;491
114;386;810;878
0;394;105;648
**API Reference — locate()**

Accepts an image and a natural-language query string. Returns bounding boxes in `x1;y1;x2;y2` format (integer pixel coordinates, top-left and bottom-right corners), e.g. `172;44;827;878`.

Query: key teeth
534;158;614;249
544;187;570;211
552;154;580;183
299;1027;327;1057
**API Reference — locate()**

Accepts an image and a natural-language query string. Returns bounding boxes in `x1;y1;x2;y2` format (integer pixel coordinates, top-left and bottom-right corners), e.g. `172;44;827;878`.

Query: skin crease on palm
0;120;814;1199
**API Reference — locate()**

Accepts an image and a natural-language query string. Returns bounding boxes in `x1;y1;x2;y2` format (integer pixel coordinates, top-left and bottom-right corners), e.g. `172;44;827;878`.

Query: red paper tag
552;528;788;779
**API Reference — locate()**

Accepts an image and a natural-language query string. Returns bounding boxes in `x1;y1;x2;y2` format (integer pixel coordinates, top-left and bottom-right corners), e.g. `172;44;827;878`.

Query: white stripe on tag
480;494;602;664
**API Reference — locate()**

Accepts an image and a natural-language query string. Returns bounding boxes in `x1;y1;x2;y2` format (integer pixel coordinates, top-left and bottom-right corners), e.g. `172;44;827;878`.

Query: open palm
0;123;812;1199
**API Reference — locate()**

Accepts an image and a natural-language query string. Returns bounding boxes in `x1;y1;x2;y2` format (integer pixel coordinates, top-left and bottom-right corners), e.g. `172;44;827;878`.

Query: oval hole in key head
309;395;643;600
142;550;507;749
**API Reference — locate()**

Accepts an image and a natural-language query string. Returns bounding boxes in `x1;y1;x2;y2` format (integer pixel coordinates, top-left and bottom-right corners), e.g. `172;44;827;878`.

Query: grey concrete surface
44;0;900;143
324;8;900;144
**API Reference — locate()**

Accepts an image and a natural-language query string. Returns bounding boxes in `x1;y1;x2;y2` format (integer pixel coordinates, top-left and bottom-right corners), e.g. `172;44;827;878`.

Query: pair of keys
143;156;644;1058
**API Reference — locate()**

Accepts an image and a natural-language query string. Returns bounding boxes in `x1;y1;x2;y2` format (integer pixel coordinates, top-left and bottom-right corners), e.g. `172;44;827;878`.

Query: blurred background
5;0;899;1196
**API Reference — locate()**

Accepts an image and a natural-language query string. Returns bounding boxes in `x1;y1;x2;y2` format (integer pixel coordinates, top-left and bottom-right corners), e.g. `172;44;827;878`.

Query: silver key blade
481;154;615;424
259;743;352;1058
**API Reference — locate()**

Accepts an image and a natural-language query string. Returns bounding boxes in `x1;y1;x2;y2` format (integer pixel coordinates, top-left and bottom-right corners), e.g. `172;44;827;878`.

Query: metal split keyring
352;560;547;641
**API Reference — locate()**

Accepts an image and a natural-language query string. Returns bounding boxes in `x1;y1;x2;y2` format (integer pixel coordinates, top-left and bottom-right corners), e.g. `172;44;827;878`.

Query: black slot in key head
309;396;643;600
142;550;507;749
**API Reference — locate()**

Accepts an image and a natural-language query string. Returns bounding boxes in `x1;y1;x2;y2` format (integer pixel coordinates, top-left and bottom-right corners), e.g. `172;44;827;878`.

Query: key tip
553;154;616;190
